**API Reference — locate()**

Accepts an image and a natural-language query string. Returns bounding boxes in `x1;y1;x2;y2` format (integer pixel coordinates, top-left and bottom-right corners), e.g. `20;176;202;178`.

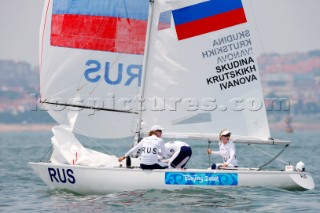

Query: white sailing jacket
125;135;167;165
165;141;190;157
211;139;238;167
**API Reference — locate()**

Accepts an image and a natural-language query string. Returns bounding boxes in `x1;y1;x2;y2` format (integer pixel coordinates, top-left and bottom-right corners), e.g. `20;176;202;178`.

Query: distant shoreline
269;123;320;131
0;122;319;133
0;123;54;132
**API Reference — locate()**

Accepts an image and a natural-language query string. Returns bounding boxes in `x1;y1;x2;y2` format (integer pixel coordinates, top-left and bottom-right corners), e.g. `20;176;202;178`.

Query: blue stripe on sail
173;0;243;25
52;0;149;20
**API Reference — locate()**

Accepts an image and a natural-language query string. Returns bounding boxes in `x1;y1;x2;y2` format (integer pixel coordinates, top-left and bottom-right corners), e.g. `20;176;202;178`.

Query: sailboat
30;0;314;194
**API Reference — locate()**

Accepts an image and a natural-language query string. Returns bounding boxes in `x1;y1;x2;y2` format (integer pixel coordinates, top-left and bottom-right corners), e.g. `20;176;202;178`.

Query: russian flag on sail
158;10;172;31
172;0;247;40
50;0;148;54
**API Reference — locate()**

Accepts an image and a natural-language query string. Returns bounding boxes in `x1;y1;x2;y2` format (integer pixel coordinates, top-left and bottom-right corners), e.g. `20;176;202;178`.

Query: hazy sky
1;0;320;67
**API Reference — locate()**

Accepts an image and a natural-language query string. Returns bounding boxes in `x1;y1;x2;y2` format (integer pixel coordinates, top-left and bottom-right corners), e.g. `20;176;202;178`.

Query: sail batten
41;101;138;114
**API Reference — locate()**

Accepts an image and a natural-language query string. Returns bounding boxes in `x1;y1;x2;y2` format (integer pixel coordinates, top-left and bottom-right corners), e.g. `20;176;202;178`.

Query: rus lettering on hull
48;168;76;184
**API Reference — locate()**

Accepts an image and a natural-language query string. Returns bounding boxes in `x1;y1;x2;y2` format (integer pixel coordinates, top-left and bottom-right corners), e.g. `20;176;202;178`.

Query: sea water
0;130;319;212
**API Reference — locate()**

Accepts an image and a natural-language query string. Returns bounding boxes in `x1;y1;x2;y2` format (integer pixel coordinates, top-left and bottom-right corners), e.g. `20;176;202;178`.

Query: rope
40;146;53;162
247;0;266;54
208;140;211;168
249;144;288;165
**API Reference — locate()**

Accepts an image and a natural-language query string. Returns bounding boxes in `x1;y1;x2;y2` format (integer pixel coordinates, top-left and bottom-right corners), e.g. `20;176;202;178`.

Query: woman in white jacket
164;141;192;169
207;129;238;169
118;125;168;170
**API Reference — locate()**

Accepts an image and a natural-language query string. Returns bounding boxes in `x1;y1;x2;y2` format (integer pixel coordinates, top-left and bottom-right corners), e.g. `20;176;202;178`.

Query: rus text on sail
84;60;142;86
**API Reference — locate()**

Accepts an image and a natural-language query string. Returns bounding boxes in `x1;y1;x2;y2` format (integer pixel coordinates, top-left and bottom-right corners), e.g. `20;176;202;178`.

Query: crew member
208;129;238;169
164;141;192;169
118;125;168;170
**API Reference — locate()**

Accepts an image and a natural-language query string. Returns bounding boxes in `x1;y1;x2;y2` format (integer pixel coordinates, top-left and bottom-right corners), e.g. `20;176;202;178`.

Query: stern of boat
288;172;315;190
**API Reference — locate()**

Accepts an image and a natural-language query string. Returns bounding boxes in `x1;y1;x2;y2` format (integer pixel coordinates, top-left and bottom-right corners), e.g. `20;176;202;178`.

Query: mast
134;0;155;144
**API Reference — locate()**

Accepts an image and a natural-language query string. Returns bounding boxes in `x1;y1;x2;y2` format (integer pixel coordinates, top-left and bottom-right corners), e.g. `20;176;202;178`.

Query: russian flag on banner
172;0;247;40
51;0;148;54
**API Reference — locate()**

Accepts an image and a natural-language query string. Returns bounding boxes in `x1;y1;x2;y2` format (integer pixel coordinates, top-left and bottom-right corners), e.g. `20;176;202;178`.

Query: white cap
296;161;305;171
221;130;231;136
150;125;164;131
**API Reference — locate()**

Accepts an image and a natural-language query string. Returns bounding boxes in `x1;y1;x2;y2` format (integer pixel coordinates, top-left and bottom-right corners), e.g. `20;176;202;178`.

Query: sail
141;0;271;140
40;0;149;138
50;110;119;166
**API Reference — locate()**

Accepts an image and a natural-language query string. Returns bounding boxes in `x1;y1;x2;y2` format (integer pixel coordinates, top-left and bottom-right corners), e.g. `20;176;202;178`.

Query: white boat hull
29;162;314;195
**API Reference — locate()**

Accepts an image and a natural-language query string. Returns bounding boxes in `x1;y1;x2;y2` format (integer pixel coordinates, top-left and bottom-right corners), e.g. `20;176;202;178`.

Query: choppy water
0;130;319;212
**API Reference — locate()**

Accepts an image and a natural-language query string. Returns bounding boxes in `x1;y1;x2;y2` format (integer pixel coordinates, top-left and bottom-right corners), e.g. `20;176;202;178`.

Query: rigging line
88;53;123;96
76;17;123;97
249;144;288;165
130;111;139;135
69;126;116;156
122;0;131;25
208;140;211;168
40;146;53;162
58;116;126;157
247;0;266;55
258;144;289;170
82;135;113;156
77;6;116;95
65;118;120;158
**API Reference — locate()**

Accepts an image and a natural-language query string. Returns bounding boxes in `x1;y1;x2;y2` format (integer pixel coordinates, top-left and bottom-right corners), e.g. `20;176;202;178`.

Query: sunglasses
156;130;162;133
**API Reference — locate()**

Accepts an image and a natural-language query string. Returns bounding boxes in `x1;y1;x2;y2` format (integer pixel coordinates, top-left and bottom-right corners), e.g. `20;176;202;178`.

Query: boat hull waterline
29;162;314;194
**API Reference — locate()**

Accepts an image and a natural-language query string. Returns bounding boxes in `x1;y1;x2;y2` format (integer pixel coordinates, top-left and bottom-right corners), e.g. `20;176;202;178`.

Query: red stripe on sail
175;8;247;40
51;14;147;54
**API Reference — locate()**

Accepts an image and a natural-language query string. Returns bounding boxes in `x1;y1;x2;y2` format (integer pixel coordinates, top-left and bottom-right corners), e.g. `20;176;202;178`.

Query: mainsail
40;0;149;139
140;0;271;141
41;0;275;142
